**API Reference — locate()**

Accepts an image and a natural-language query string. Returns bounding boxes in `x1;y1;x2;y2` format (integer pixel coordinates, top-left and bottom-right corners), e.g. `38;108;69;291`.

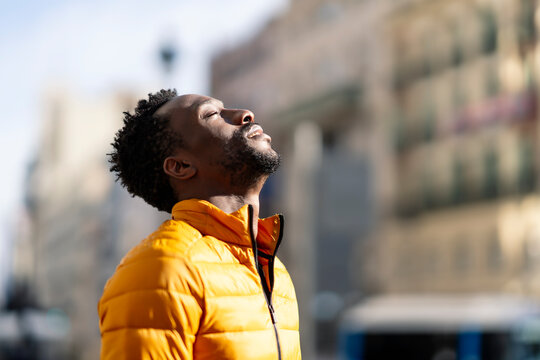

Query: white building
24;87;167;360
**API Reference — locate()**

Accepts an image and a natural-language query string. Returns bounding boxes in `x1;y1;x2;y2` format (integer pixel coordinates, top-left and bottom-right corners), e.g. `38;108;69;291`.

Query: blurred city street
3;0;540;359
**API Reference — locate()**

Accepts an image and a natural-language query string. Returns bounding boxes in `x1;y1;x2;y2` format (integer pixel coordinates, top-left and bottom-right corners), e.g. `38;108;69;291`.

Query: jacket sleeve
98;255;204;360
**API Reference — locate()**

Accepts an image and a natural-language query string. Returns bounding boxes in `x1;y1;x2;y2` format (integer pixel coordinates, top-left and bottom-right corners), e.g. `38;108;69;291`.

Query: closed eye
205;111;218;119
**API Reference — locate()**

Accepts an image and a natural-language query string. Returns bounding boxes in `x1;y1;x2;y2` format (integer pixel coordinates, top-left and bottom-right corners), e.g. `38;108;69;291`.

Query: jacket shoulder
99;219;204;305
122;219;202;262
98;220;206;356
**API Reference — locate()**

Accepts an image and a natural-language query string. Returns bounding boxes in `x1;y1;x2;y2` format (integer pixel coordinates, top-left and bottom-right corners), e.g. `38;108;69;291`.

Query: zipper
248;205;283;360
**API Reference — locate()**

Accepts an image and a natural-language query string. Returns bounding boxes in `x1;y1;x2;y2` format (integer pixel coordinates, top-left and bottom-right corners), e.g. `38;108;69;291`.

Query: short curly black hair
109;89;182;213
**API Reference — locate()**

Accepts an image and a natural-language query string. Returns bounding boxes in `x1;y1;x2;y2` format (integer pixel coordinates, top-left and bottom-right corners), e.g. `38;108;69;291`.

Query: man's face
160;94;280;187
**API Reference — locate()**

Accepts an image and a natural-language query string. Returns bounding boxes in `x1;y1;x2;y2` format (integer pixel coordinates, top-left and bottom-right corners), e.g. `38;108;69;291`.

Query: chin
250;139;274;152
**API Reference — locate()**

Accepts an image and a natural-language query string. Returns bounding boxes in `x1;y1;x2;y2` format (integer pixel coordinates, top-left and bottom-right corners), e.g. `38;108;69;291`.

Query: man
98;89;301;359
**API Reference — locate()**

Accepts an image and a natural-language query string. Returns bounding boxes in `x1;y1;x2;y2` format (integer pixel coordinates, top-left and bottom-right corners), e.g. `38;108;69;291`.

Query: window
451;27;463;66
422;169;435;209
519;0;536;44
518;136;536;193
394;118;406;152
452;157;466;204
483;147;499;199
421;37;433;77
480;9;497;54
423;106;436;142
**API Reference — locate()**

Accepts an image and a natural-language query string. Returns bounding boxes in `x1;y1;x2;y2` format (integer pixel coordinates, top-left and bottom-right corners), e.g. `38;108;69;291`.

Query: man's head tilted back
109;89;280;213
100;89;301;359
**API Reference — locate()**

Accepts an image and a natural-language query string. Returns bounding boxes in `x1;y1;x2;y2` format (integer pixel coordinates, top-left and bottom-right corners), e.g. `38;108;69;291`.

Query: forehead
156;94;225;142
156;94;221;124
158;94;223;116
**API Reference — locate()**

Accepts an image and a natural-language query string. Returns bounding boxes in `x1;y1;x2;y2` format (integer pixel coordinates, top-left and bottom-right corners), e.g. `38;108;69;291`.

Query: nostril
234;109;254;124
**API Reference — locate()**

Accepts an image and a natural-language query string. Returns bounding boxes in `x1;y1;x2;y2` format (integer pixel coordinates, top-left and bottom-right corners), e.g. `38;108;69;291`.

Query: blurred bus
338;295;540;360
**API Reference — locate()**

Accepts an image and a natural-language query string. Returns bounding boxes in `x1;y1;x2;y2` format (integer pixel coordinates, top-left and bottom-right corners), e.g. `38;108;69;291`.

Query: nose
228;109;254;125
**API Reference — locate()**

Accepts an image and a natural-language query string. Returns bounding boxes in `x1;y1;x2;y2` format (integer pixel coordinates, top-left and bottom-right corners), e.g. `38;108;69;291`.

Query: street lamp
158;41;179;89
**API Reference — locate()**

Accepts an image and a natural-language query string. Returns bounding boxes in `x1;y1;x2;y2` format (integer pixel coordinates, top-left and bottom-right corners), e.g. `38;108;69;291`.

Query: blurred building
375;0;540;297
22;87;167;359
211;0;395;357
211;0;540;357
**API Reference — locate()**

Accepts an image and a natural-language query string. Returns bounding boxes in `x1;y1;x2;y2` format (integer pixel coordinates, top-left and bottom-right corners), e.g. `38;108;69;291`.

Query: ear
163;156;197;180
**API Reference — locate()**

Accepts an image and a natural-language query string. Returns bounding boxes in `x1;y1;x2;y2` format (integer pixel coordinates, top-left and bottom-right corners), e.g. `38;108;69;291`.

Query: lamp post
158;42;179;89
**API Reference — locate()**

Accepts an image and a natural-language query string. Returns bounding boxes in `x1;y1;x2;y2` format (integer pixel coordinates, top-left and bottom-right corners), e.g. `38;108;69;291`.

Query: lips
246;124;264;139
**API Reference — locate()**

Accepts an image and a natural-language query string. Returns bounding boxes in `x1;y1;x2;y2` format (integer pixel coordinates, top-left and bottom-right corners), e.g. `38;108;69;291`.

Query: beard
220;123;281;188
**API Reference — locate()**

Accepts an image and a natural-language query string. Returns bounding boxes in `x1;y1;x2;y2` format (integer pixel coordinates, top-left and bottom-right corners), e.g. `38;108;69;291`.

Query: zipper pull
269;303;277;324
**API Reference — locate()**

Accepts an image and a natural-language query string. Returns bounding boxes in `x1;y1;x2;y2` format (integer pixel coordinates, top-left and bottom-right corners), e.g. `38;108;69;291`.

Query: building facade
212;0;393;356
375;0;540;296
24;88;167;359
211;0;540;357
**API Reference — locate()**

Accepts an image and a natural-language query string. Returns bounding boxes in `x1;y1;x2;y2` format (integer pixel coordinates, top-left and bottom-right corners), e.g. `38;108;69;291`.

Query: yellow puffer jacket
98;199;301;359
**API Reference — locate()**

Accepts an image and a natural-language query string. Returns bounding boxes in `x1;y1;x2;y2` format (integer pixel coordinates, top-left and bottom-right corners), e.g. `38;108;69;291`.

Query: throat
206;193;261;238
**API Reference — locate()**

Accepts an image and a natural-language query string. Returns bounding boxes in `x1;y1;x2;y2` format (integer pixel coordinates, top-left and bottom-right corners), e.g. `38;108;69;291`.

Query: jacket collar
171;199;282;255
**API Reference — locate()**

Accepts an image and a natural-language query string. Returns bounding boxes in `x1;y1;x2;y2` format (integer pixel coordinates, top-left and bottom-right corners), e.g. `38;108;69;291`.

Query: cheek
189;122;238;159
188;127;227;149
213;125;236;141
192;139;227;164
201;122;235;142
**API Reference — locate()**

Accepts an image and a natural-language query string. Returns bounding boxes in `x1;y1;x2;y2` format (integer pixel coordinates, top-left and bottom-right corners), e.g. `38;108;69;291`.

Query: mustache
239;122;260;135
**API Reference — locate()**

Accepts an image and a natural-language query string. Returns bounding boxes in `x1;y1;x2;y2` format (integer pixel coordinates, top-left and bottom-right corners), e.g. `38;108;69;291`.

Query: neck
208;192;261;239
201;178;266;239
209;192;259;212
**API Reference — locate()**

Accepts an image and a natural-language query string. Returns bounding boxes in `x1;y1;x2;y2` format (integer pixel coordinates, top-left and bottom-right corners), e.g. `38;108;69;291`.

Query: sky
0;0;288;303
